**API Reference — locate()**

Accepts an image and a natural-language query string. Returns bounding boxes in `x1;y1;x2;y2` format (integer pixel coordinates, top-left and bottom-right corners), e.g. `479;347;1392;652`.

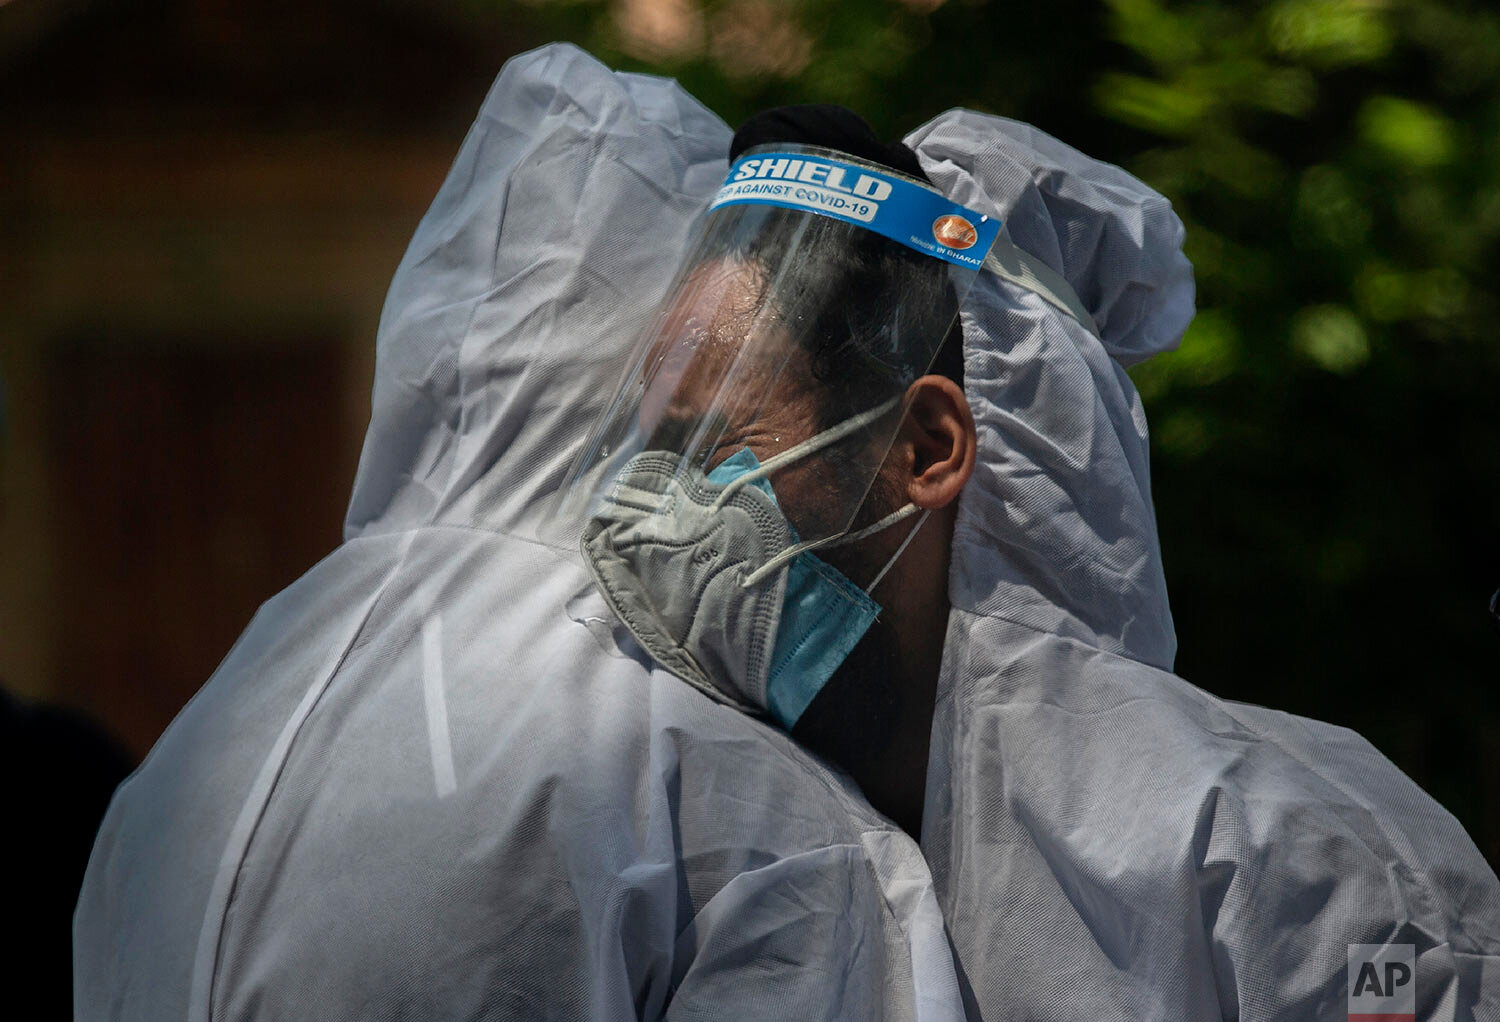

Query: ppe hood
908;112;1194;669
343;44;731;545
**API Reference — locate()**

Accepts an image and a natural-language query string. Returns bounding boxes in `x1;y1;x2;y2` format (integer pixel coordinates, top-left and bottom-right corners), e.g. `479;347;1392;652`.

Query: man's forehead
650;258;769;362
640;256;813;425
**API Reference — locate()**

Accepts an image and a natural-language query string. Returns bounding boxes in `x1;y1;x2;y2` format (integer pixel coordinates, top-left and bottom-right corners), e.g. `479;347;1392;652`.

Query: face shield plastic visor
559;144;998;713
563;145;996;539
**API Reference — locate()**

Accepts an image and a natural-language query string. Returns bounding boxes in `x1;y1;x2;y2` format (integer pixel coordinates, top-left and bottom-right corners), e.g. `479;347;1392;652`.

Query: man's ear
900;375;976;510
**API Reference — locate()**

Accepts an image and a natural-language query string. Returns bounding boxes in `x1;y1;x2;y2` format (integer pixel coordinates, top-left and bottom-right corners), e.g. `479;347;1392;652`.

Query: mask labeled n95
581;403;927;729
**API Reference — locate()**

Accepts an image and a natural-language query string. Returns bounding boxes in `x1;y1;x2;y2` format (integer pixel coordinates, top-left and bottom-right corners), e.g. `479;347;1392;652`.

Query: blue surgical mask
708;448;897;728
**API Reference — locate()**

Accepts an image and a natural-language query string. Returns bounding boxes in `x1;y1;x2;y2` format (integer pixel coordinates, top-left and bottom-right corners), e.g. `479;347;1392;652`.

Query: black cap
730;104;930;183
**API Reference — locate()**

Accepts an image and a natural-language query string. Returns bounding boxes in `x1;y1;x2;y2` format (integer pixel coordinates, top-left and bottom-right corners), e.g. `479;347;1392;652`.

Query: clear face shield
558;144;999;724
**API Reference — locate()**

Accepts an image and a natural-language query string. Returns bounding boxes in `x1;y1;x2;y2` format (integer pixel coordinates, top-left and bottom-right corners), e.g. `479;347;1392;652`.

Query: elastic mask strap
740;501;922;589
710;394;903;512
826;501;921;549
985;236;1100;338
862;508;930;595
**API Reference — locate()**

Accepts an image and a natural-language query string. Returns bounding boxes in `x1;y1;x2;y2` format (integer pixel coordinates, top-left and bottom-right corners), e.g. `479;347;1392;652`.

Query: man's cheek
775;462;851;537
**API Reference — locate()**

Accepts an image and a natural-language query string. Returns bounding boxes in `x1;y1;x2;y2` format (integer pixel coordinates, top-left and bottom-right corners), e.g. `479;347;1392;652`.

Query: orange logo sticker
932;214;978;250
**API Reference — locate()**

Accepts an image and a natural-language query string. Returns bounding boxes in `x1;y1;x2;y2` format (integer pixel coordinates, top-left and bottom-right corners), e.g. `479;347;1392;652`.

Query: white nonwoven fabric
906;111;1500;1019
73;45;965;1021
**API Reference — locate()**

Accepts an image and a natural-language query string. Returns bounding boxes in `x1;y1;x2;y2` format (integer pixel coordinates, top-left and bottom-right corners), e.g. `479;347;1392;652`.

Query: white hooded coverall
75;43;1500;1021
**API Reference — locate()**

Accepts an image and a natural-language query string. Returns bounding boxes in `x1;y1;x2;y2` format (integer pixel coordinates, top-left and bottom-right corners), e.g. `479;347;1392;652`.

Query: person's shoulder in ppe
1208;692;1500;1017
944;622;1500;1020
77;534;943;1021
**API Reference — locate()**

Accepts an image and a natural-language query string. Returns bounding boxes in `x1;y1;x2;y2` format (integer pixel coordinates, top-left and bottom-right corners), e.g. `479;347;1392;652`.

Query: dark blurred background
2;0;1496;1008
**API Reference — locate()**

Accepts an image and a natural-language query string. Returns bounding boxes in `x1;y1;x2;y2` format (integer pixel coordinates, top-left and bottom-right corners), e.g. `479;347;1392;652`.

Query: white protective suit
74;46;965;1021
75;42;1500;1022
905;118;1500;1018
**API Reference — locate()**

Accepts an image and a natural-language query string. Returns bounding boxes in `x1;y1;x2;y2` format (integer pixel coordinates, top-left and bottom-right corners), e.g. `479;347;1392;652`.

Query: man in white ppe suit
75;43;1499;1021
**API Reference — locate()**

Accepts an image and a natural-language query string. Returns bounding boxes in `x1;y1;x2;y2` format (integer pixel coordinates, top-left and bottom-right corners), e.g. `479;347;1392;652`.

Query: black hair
712;105;966;428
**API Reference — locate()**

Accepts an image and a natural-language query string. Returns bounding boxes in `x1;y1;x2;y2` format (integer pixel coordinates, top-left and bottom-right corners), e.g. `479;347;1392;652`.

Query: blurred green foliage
507;0;1500;860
